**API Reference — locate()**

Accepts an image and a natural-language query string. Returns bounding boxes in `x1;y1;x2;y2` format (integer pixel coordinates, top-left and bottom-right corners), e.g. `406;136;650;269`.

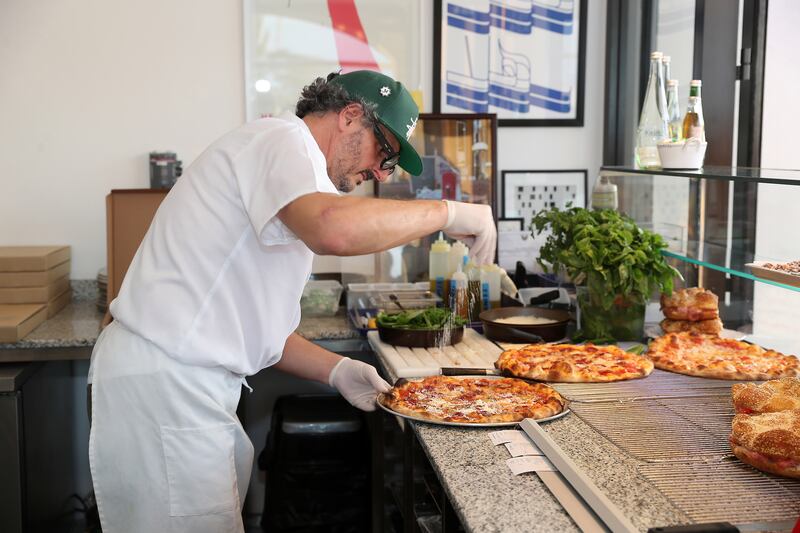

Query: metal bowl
479;307;570;343
377;323;464;347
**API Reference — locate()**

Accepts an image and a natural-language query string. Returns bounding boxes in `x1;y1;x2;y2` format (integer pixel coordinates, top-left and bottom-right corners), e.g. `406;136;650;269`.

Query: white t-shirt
110;112;338;376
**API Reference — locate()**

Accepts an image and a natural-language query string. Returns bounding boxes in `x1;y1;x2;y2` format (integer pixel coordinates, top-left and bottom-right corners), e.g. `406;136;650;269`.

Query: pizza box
0;276;70;304
47;288;72;318
746;261;800;289
0;246;71;272
0;304;47;342
0;260;71;288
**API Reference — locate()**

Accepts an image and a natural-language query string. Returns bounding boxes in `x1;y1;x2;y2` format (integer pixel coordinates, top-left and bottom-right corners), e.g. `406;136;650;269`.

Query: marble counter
0;293;360;359
376;348;689;533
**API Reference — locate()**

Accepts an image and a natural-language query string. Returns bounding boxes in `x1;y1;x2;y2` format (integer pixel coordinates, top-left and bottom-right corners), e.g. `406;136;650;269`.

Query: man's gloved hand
328;357;391;411
442;200;497;265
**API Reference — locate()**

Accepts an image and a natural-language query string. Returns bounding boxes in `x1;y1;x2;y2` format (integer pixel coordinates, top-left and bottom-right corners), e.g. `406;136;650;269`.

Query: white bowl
657;138;707;170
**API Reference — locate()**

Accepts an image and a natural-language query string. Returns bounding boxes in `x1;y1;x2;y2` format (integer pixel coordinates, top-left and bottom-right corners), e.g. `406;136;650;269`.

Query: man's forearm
274;332;342;384
279;193;449;256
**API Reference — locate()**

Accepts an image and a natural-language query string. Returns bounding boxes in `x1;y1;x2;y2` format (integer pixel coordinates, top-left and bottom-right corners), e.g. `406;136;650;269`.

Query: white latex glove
328;357;391;412
442;200;497;265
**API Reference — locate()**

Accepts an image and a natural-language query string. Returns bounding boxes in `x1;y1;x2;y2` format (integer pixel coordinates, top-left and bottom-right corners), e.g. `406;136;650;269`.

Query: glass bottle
662;55;672;89
635;52;670;169
682;80;706;142
666;80;682;142
591;175;618;210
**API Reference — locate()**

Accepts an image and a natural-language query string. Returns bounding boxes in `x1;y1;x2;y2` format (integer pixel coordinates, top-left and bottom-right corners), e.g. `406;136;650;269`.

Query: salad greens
531;206;681;342
377;308;466;330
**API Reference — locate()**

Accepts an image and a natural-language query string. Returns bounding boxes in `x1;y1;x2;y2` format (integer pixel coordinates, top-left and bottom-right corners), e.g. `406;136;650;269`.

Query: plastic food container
300;280;343;317
377;291;442;314
346;282;430;311
657;138;707;170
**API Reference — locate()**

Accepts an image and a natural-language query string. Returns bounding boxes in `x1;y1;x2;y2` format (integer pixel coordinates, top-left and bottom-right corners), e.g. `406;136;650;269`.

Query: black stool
258;394;370;532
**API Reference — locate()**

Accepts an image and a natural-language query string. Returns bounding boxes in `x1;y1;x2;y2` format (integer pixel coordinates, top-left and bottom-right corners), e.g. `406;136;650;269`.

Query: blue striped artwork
442;0;579;119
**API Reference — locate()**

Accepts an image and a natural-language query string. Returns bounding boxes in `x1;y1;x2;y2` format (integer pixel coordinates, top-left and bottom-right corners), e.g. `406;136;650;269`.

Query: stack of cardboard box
0;246;71;342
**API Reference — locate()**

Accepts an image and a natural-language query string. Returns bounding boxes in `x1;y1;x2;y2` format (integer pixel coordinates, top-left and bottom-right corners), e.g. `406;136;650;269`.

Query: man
88;70;496;532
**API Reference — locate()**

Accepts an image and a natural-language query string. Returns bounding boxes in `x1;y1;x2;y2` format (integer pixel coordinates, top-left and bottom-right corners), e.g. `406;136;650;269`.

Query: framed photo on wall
243;0;424;120
433;0;587;126
374;113;498;282
502;169;587;229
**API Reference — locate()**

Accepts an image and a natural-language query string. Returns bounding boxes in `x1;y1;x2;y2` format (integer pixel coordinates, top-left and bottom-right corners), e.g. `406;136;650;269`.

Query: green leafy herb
377;308;466;330
531;206;681;342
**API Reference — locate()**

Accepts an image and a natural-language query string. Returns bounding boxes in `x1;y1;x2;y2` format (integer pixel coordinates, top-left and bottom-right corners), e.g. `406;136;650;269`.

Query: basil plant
531;207;681;342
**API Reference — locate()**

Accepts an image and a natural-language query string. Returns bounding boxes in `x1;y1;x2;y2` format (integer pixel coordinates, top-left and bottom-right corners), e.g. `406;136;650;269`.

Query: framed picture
374;113;498;282
243;0;424;120
375;113;497;208
497;217;524;232
502;169;587;229
433;0;587;126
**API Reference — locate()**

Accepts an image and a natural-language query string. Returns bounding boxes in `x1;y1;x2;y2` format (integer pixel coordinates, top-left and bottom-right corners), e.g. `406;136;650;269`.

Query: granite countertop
0;299;106;350
1;287;359;351
375;351;690;533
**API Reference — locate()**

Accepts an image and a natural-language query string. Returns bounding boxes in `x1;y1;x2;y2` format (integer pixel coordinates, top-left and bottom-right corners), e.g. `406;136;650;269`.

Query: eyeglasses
372;123;400;173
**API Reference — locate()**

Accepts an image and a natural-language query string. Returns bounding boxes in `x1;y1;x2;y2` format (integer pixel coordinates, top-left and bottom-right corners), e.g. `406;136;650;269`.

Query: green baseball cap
331;70;423;176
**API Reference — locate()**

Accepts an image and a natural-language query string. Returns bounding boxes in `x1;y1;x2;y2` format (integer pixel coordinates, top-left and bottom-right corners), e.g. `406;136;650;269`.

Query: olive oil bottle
682;80;706;141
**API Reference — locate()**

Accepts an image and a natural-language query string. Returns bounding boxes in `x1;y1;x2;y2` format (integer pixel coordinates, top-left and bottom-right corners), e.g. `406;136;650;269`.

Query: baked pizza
732;378;800;414
660;287;719;321
495;344;654;383
730;410;800;479
379;375;565;424
647;332;800;380
660;317;723;335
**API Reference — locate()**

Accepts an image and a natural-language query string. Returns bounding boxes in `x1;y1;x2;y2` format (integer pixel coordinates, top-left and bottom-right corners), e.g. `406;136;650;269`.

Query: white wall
752;0;800;351
1;0;606;281
0;0;245;279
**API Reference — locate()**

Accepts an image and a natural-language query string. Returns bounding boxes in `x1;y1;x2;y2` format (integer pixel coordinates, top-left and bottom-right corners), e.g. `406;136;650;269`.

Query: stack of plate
96;268;108;312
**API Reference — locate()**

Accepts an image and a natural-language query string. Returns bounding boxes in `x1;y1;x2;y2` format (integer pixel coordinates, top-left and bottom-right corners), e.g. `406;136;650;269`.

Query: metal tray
376;375;571;427
746;261;800;288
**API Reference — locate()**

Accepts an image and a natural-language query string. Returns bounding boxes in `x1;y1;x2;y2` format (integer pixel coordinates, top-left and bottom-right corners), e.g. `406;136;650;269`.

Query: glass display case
373;113;498;283
601;165;800;354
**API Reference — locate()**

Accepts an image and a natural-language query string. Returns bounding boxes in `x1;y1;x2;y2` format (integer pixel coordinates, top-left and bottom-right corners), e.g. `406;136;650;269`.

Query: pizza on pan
379;375;565;424
495;343;654;383
647;332;800;380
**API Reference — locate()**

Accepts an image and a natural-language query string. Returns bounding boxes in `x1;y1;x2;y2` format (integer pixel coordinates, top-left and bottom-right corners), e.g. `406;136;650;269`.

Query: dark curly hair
295;72;377;127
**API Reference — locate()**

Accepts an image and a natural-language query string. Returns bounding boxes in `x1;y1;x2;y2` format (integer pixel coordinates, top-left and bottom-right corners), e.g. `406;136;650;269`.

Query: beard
330;129;365;193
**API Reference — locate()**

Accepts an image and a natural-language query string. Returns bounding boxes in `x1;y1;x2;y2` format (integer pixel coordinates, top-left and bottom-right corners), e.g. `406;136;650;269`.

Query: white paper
505;441;544;457
497;231;543;273
506;455;557;475
488;429;530;446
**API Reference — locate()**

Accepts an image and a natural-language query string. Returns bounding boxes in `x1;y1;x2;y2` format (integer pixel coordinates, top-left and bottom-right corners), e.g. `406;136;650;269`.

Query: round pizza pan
376;375;571;427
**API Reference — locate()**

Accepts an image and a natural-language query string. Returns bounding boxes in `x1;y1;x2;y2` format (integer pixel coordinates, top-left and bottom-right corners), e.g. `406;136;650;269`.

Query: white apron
88;321;253;533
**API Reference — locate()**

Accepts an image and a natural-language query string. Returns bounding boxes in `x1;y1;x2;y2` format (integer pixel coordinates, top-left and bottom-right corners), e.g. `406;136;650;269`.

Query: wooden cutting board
0;304;47;342
368;328;503;379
